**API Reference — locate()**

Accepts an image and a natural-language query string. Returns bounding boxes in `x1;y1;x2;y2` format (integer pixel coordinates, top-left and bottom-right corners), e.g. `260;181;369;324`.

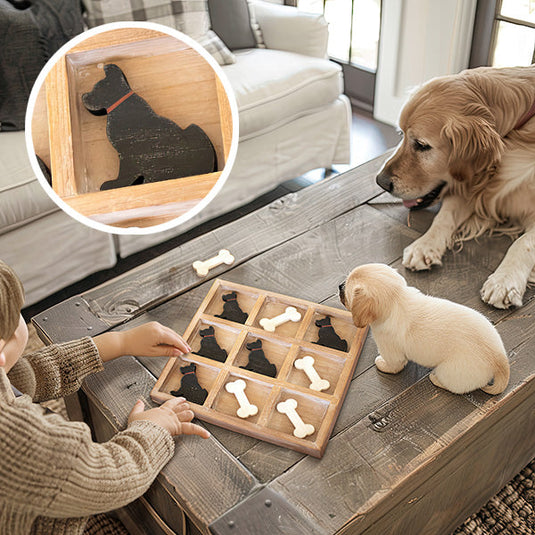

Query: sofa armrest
251;1;328;58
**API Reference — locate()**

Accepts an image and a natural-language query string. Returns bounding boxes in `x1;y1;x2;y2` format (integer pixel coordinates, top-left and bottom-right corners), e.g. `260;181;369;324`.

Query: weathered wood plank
82;356;259;527
270;321;535;534
346;374;535;535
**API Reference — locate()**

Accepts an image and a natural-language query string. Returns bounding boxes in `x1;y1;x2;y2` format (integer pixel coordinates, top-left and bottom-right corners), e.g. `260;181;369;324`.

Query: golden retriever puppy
376;65;535;309
339;263;510;395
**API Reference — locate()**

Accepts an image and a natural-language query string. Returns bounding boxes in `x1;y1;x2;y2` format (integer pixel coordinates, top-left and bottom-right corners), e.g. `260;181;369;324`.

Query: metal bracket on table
32;296;110;344
209;487;325;535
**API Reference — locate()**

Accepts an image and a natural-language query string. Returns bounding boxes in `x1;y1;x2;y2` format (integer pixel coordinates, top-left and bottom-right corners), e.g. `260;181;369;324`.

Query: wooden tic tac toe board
151;280;368;457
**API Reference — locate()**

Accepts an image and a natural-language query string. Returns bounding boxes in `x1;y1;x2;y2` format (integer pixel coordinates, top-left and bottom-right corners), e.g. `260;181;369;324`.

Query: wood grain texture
64;172;220;220
83;355;259;528
46;56;76;196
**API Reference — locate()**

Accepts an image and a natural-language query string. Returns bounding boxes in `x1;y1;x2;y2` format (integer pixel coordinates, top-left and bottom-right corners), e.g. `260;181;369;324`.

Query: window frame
470;0;535;67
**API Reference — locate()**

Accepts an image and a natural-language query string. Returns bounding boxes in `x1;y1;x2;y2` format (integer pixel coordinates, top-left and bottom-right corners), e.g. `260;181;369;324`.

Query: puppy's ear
349;284;376;328
442;115;504;182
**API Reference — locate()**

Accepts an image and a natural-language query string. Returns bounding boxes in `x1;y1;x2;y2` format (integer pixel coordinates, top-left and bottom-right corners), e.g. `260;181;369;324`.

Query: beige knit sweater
0;338;175;535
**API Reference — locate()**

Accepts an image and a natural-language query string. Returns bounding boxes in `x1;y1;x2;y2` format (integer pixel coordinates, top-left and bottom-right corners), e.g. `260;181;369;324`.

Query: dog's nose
338;281;346;293
376;170;394;193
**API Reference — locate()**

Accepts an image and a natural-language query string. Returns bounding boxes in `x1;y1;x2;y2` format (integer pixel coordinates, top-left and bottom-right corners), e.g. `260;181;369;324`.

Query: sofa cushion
0;0;84;131
208;0;256;50
0;131;57;234
223;48;343;140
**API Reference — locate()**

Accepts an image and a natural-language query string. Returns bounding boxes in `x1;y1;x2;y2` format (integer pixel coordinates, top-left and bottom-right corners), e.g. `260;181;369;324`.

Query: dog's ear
103;64;122;77
442;115;504;182
349;284;376;328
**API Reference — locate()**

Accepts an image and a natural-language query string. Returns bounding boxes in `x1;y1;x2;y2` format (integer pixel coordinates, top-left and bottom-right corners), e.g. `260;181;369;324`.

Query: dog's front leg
374;337;407;374
481;224;535;308
403;195;473;271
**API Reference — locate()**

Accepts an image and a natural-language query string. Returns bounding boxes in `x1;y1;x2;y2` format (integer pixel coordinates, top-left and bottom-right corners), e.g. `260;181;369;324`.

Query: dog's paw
402;240;443;271
480;272;525;309
375;355;404;374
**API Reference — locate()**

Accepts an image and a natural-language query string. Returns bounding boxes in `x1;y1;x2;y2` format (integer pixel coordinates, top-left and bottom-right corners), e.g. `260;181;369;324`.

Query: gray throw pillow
208;0;257;50
0;0;84;131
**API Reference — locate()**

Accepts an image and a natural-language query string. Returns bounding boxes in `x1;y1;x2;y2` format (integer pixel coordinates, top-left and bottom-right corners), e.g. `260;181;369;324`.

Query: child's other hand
121;322;192;358
128;397;210;439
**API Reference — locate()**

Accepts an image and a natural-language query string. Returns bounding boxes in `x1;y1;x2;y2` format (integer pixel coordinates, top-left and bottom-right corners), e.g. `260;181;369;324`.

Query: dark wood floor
22;108;400;320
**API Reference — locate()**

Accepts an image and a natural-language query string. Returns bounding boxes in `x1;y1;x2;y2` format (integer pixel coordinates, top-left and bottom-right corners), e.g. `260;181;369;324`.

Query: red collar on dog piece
514;99;535;130
106;90;134;114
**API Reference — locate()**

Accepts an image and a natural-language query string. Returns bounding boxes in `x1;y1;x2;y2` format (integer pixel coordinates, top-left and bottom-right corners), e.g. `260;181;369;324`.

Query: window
471;0;535;67
492;0;535;66
298;0;381;108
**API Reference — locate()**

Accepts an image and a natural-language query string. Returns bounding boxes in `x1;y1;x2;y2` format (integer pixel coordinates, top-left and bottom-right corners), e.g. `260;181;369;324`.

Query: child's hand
128;397;210;438
121;322;192;358
94;322;192;362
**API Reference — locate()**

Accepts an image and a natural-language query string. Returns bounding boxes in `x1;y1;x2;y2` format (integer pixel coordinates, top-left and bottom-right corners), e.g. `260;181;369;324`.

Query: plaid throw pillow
83;0;236;64
198;30;236;66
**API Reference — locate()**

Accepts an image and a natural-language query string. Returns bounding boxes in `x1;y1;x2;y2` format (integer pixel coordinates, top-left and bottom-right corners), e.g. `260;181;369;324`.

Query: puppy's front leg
403;195;473;271
481;224;535;308
375;339;407;374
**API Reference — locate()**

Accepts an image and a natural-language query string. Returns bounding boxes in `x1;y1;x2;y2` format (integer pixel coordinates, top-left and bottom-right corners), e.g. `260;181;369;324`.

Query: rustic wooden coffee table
33;154;535;535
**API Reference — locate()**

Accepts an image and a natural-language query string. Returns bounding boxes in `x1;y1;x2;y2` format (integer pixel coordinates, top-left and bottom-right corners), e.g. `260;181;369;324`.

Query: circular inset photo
26;22;238;233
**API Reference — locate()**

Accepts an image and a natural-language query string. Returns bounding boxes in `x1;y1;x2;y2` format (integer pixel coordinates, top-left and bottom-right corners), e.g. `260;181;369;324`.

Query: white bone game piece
225;379;258;419
276;398;315;438
294;356;330;392
192;249;234;277
259;306;301;332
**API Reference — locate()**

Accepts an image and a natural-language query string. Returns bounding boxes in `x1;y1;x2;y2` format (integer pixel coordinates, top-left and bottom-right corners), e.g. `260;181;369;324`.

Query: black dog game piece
197;325;227;363
170;363;208;405
215;291;248;324
240;339;277;378
315;317;348;352
82;64;216;191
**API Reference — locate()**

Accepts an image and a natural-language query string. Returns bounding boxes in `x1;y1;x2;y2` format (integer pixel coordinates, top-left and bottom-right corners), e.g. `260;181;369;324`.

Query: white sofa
0;0;350;306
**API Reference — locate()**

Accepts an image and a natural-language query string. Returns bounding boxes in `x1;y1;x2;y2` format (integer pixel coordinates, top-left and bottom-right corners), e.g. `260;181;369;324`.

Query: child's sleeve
8;337;103;402
0;401;175;518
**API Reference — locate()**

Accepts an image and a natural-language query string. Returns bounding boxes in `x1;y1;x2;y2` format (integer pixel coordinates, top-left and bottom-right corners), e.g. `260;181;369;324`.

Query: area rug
25;324;535;534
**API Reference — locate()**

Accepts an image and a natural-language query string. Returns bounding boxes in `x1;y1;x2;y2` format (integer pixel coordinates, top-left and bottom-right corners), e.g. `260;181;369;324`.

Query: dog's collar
106;90;134;114
514;99;535;130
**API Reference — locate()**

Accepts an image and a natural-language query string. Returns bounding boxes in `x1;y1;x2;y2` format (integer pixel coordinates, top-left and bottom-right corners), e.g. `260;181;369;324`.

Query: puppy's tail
481;353;510;395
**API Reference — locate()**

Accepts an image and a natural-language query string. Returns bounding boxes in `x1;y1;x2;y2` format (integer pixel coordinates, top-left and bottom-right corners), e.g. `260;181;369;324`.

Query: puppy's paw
429;372;447;390
375;355;404;374
402;239;443;271
480;272;524;309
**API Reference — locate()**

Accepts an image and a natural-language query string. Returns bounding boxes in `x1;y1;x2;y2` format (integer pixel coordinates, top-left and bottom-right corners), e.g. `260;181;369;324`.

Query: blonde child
0;260;210;534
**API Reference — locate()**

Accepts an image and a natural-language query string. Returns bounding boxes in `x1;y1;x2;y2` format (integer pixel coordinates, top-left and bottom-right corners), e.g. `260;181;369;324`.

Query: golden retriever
339;263;510;395
376;65;535;309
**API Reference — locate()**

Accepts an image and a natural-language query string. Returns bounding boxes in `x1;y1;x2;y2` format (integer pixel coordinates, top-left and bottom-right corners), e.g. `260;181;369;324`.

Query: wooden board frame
151;279;368;458
40;28;232;228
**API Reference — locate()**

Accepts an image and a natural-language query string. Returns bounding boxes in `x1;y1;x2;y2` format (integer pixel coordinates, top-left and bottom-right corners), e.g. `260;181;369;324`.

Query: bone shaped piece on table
294;356;330;392
276;398;315;438
225;379;258;419
259;306;301;332
192;249;234;277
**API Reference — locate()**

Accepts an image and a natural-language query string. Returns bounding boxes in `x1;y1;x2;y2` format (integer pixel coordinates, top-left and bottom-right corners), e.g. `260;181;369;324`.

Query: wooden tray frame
41;28;232;228
151;279;368;458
